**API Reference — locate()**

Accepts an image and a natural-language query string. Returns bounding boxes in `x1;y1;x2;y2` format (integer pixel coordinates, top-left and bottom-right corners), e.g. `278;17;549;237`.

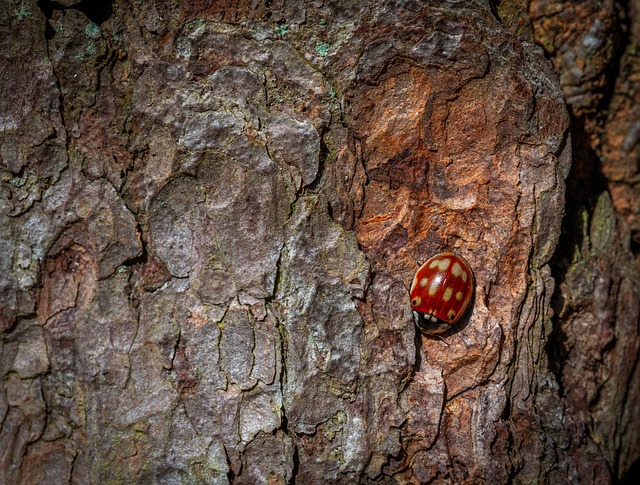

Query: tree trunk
1;1;638;484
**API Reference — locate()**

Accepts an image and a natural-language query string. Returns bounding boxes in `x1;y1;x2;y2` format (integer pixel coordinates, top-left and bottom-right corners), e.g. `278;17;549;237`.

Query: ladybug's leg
433;334;450;345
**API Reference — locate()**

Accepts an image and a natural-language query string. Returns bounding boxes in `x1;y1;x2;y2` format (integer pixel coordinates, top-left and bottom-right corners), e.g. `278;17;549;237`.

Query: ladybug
410;252;474;334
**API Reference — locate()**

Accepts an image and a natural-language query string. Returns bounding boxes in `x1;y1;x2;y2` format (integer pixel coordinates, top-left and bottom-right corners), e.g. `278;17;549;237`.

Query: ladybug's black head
413;311;452;335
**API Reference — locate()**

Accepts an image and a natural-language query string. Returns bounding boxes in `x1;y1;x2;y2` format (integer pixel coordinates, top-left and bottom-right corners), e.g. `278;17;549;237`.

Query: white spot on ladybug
456;291;463;301
429;258;451;271
447;310;456;320
442;287;453;301
428;275;443;296
451;262;463;277
430;314;438;322
452;262;468;281
420;277;429;287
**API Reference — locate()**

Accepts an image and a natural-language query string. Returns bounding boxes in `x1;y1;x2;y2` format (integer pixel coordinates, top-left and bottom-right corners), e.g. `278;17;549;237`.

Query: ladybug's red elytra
410;252;474;334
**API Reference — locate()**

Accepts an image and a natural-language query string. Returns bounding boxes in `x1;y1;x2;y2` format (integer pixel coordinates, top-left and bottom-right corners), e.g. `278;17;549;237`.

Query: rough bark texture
529;0;640;481
0;1;638;484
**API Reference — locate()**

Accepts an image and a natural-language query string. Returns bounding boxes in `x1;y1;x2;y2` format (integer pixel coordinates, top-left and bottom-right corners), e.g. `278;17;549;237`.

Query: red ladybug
410;252;474;334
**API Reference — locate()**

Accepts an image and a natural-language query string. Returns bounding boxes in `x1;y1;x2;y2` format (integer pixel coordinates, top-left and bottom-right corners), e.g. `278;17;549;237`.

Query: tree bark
0;1;638;484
